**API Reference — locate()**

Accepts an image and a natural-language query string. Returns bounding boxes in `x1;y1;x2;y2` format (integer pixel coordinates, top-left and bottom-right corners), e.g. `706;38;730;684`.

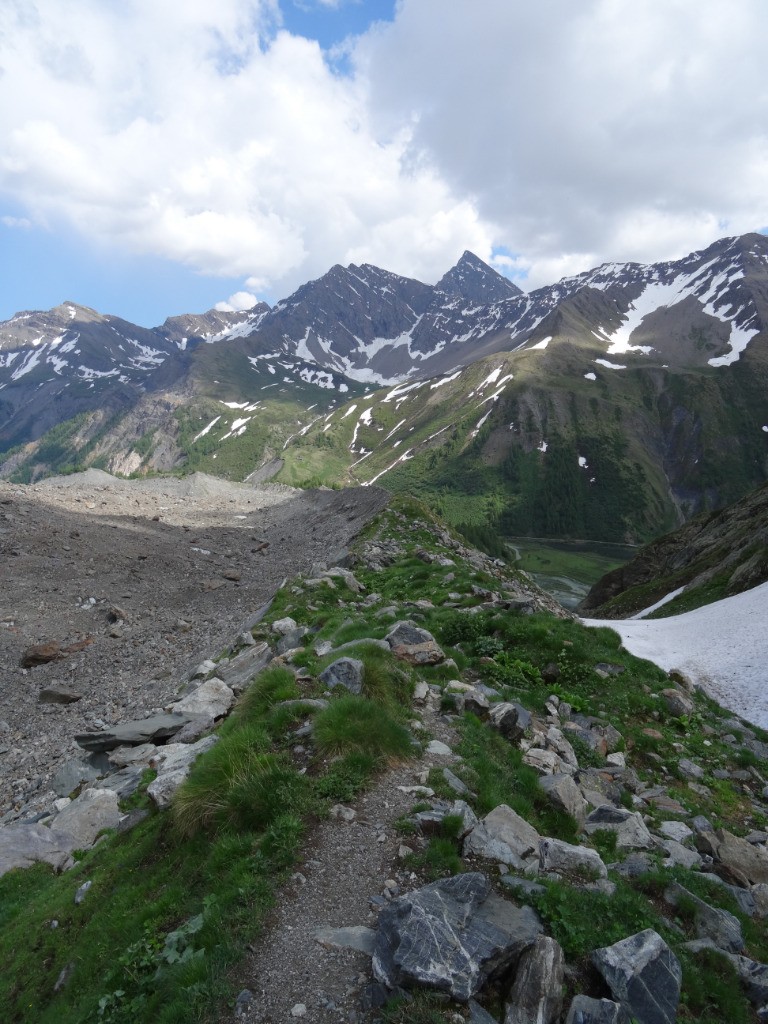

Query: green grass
506;538;630;585
312;695;414;759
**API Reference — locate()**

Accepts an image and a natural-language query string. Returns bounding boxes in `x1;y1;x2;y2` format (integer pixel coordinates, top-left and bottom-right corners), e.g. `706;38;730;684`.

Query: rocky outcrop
372;873;543;1001
592;930;682;1024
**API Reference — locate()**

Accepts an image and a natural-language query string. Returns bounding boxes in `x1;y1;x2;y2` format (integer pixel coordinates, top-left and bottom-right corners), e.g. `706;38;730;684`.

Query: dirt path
231;701;461;1023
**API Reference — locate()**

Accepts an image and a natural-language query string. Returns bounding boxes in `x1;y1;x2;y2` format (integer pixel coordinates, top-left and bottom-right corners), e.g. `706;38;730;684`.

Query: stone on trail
319;657;365;695
503;934;564;1024
591;929;682;1024
21;641;64;667
385;620;445;665
372;872;543;1001
314;925;376;954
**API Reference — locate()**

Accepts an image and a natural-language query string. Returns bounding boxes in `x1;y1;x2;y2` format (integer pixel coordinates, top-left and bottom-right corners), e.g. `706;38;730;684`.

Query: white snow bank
582;580;768;729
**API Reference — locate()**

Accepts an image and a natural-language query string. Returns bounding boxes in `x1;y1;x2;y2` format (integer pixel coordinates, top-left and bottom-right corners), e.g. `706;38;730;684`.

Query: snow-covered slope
582;580;768;728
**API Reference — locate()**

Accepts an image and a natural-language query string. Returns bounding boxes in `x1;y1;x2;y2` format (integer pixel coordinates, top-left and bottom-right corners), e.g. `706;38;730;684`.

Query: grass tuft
313;695;414;759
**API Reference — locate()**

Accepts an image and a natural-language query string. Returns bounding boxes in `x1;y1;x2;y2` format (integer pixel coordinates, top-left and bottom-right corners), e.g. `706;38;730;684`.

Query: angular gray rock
488;702;532;743
463;804;540;870
319;657;365;695
664;882;744;953
217;641;272;694
584;805;654;851
38;684;82;704
52;788;121;848
697;828;768;886
538;773;588;826
564;995;630;1023
372;872;542;1001
75;713;192;752
592;929;682;1024
728;953;768;1006
169;677;234;719
51;758;102;797
385;621;444;665
0;821;77;877
539;837;607;879
504;934;564;1024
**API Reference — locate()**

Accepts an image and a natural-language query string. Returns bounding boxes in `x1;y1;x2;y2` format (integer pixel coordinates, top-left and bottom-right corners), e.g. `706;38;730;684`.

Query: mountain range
1;233;766;542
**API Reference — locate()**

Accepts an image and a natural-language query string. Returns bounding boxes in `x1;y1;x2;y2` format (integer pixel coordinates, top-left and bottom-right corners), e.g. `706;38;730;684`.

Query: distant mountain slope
579;480;768;617
0;235;766;529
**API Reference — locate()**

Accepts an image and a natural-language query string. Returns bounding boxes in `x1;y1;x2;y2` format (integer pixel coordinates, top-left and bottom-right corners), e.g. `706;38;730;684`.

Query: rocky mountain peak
436;250;522;305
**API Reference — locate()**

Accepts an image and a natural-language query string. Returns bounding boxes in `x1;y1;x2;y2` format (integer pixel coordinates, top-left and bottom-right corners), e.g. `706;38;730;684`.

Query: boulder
372;872;542;1002
75;713;192;752
385;621;444;665
564;996;630;1023
504;934;564;1024
584;805;654;851
488;703;532;743
147;735;219;810
661;840;702;870
658;820;693;843
523;749;564;775
319;658;365;695
217;641;273;694
170;677;234;719
727;954;768;1006
591;929;681;1024
51;758;102;797
463;805;540;869
661;688;694;718
53;788;121;848
21;641;64;667
539;837;607;879
538;774;588;826
0;822;77;877
697;828;768;886
271;616;298;635
664;882;744;953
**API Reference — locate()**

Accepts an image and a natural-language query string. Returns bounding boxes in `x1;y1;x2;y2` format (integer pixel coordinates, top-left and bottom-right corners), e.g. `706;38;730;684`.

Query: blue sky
1;1;766;328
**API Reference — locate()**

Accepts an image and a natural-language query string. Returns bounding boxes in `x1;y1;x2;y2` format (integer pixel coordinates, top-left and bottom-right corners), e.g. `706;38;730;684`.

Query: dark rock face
592;929;682;1024
436;251;522;305
372;872;542;1002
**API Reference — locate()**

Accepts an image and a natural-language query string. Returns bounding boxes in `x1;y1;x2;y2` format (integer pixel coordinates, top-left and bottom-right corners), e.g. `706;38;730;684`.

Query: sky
0;0;766;327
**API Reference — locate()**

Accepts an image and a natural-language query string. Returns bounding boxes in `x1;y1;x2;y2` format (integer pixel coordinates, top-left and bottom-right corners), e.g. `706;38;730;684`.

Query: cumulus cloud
0;0;765;300
215;290;260;312
360;0;768;286
0;0;488;297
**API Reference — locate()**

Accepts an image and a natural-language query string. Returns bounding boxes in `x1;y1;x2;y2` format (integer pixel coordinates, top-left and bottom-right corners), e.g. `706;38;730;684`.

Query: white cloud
215;290;260;311
360;0;768;285
1;215;32;229
0;0;766;302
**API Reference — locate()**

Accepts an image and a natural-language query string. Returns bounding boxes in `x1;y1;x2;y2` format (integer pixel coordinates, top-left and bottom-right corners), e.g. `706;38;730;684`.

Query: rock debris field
0;469;388;820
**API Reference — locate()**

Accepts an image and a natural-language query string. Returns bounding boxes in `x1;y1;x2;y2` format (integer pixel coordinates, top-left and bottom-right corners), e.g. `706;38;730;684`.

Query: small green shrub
313;696;413;759
173;738;306;838
314;751;377;802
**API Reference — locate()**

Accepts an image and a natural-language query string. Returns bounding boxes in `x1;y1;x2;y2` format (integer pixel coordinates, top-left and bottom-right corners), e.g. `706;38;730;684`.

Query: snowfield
582;580;768;729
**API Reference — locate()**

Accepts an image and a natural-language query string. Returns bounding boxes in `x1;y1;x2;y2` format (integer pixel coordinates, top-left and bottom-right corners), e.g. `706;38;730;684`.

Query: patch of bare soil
0;472;388;818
